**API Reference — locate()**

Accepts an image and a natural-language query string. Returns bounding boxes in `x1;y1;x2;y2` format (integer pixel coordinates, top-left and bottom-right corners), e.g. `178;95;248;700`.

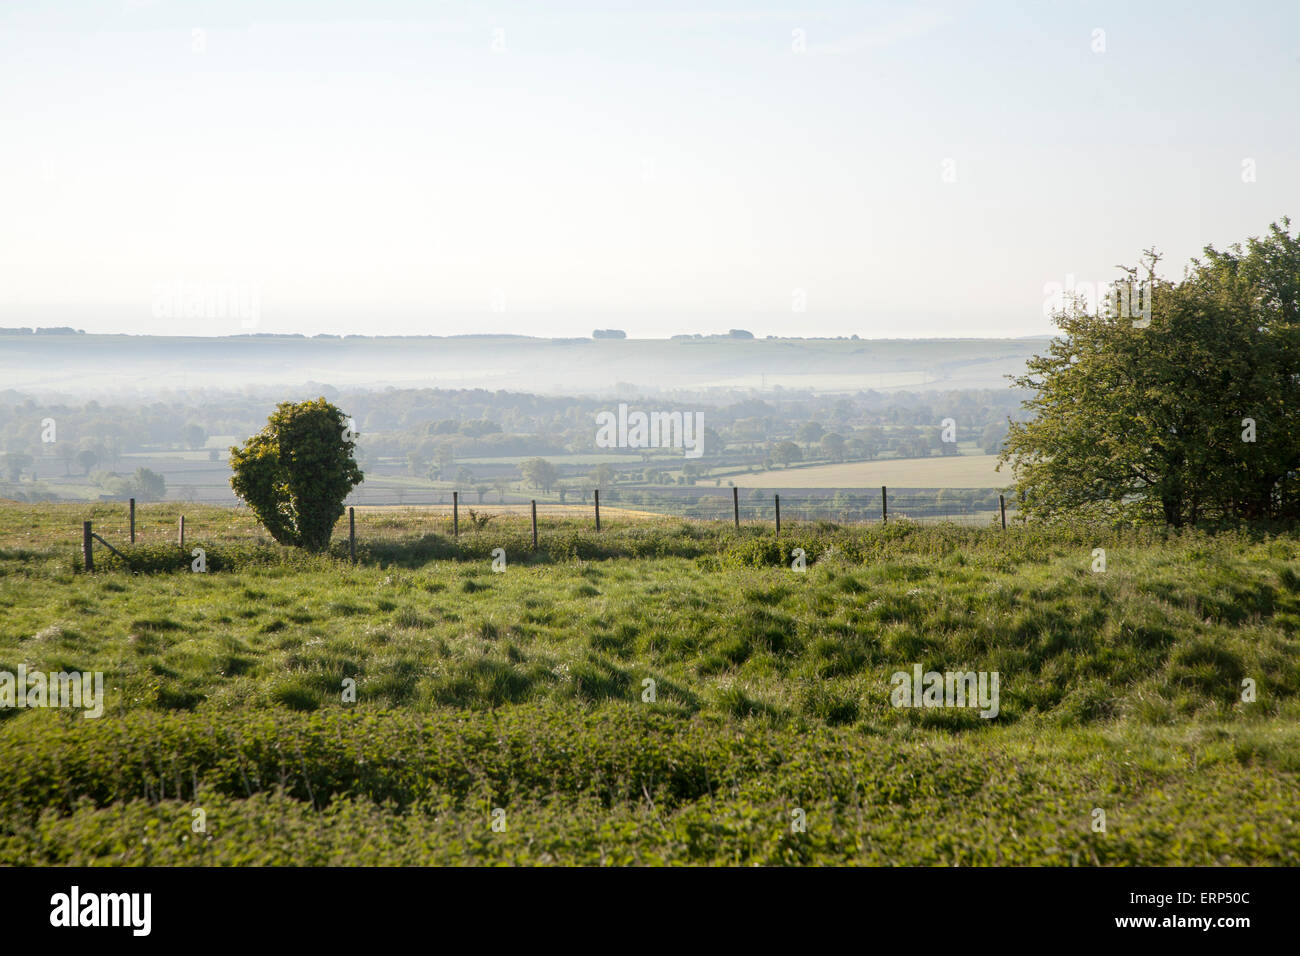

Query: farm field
1;502;1297;865
731;454;1007;489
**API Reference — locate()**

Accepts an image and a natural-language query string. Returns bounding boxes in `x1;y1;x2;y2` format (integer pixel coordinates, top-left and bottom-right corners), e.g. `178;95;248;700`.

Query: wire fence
76;486;1017;569
340;487;1017;528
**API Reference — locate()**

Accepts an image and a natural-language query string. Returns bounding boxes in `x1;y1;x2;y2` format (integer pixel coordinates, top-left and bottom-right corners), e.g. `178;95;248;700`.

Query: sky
0;0;1297;339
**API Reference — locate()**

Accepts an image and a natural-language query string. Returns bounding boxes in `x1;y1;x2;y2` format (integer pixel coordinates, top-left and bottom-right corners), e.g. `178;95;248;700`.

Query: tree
796;422;825;447
520;457;558;493
590;463;614;489
75;449;98;476
430;443;455;480
981;422;1008;456
229;398;363;551
56;443;74;476
773;440;802;467
820;432;846;461
3;451;33;482
132;467;167;501
1002;219;1300;525
183;424;207;450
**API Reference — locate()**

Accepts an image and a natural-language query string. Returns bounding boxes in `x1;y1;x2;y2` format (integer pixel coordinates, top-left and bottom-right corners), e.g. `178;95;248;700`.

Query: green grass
2;502;1298;864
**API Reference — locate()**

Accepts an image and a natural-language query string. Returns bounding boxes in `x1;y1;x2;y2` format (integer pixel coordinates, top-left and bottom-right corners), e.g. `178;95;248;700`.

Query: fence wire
339;488;1016;528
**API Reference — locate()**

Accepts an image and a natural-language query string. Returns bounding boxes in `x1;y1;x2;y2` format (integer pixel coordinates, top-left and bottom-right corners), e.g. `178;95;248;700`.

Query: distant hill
0;332;1046;397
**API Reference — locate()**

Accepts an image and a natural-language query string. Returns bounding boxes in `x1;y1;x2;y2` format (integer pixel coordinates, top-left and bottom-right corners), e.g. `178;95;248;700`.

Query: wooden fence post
594;489;601;531
881;486;888;524
732;486;739;528
774;494;781;534
452;491;459;538
531;500;538;550
349;506;356;562
178;515;185;548
129;498;135;544
83;521;93;572
999;494;1007;530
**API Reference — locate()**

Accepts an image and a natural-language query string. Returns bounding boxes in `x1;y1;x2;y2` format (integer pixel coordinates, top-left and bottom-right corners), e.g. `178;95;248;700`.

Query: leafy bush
229;398;362;551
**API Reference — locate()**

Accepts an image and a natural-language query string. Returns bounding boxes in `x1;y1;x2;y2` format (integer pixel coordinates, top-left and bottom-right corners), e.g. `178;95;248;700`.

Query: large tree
229;398;363;551
1001;219;1300;526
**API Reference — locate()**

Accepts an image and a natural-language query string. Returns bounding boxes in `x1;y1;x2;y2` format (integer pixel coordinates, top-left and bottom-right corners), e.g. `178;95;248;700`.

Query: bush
229;399;363;551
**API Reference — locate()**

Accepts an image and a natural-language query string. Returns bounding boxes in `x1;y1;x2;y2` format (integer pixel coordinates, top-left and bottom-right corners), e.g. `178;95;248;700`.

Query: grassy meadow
1;502;1298;865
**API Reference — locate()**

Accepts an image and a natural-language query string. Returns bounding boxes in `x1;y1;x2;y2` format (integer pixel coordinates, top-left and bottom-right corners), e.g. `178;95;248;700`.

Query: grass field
1;502;1298;865
731;454;1007;489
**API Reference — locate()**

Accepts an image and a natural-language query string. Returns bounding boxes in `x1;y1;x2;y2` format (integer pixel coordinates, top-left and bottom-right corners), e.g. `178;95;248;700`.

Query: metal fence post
732;486;739;528
453;491;459;538
594;489;601;531
999;494;1007;529
83;521;93;572
531;500;538;550
881;486;888;524
129;498;135;544
349;506;356;561
774;494;780;533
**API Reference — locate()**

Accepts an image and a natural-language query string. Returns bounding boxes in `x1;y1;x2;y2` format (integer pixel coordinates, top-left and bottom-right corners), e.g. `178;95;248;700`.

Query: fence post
129;498;135;544
83;520;93;572
774;494;780;534
349;506;356;562
453;491;459;538
732;486;739;528
999;494;1007;530
531;500;538;550
881;486;888;524
178;515;185;548
594;489;601;531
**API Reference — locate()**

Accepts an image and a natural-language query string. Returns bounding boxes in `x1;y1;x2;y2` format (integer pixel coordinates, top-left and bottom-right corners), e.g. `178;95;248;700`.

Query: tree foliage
1002;218;1300;526
229;399;363;551
520;457;558;493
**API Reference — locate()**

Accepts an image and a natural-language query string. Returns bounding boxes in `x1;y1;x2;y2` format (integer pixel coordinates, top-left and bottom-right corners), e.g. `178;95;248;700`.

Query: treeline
0;385;1024;473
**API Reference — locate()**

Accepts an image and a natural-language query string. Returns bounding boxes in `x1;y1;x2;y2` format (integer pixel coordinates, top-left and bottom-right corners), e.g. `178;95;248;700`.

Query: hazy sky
1;0;1296;339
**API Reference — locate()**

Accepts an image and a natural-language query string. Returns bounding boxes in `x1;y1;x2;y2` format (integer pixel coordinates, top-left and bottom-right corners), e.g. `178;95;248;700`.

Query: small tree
132;467;167;501
773;440;802;467
183;424;207;450
3;451;33;482
521;457;558;493
820;432;846;461
229;398;363;551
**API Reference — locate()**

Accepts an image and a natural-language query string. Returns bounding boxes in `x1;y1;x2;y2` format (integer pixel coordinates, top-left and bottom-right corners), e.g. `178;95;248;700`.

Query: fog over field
0;332;1042;399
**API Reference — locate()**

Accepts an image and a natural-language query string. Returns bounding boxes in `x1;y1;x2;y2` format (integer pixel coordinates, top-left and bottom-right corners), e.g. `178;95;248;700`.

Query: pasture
731;454;1007;489
1;503;1297;864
